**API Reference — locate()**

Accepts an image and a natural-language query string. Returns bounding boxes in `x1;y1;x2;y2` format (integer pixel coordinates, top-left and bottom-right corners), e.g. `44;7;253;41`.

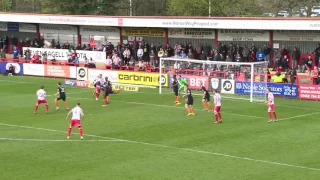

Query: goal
159;57;269;102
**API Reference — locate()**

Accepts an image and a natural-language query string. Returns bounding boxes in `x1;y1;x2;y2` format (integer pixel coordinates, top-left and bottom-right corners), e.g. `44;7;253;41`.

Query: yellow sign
122;27;165;37
112;85;139;91
88;81;95;88
118;71;168;87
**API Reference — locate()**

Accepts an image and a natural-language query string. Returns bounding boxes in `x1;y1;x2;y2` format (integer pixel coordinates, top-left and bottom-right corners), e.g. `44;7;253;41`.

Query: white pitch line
279;112;320;121
0;122;319;172
0;137;124;142
0;78;318;111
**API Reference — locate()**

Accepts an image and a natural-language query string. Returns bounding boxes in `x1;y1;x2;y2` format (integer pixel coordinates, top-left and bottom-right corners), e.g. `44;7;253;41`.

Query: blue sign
64;79;76;86
0;62;23;75
235;81;298;98
7;22;19;32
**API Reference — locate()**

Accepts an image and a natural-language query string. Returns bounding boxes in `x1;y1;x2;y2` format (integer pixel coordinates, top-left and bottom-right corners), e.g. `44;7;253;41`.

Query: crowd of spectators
1;35;320;84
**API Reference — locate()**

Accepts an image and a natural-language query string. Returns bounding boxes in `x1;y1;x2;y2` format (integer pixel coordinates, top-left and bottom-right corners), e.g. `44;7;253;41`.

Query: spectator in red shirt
32;52;40;63
276;66;282;75
250;51;256;62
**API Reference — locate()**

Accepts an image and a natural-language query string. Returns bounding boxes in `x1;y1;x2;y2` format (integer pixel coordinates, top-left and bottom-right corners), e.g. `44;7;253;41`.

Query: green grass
0;76;319;180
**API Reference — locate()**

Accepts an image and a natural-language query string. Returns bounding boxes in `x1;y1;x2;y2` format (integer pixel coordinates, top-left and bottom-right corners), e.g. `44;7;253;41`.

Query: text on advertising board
45;65;70;78
168;28;215;39
298;85;320;100
118;71;168;87
121;27;165;37
188;76;209;90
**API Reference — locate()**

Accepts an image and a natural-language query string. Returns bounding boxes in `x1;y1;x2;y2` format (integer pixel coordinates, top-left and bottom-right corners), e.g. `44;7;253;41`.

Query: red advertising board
298;84;320;100
76;81;89;88
187;76;209;90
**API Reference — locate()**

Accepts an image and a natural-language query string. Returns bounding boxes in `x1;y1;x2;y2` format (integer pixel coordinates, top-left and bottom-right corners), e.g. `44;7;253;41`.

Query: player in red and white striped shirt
92;74;104;97
213;90;222;124
266;88;278;123
34;85;49;114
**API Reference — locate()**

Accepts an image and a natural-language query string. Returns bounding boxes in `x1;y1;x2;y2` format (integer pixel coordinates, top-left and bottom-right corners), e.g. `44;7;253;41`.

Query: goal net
159;56;269;102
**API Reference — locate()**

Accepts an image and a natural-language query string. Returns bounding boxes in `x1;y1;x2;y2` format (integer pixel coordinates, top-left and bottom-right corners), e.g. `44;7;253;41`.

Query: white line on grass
0;137;124;142
0;122;319;172
279;112;320;121
0;78;317;111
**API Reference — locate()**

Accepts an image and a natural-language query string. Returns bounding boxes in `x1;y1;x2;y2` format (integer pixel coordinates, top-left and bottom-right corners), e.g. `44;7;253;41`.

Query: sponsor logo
6;63;20;74
188;76;209;89
64;80;76;86
112;85;139;91
158;75;167;86
223;80;232;91
211;78;219;89
78;68;86;78
118;72;168;87
76;81;88;87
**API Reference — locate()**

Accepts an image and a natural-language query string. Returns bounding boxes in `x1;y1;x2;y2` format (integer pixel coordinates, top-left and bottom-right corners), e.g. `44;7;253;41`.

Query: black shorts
173;88;178;96
57;95;66;101
203;96;210;102
187;96;193;106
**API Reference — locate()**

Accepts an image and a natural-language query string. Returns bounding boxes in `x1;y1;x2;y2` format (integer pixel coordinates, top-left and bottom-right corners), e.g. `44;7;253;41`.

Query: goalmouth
159;56;269;103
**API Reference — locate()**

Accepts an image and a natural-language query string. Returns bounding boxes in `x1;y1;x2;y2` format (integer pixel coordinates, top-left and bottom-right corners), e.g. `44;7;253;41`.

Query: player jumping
92;74;103;97
102;77;120;106
172;75;181;104
183;86;195;116
266;88;278;123
213;90;222;123
34;85;49;114
94;81;102;100
54;82;69;110
66;103;84;140
202;86;213;111
178;75;188;95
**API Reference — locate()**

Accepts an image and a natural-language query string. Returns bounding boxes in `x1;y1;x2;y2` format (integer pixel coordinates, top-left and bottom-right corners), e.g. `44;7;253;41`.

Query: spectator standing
314;44;320;67
165;44;173;56
250;51;256;62
250;43;257;53
229;43;235;61
281;45;288;59
180;50;187;59
88;58;96;68
13;47;19;60
10;35;17;54
112;54;120;69
242;45;249;62
105;56;112;68
256;48;265;61
174;42;181;56
203;43;211;55
264;44;271;65
32;52;40;63
292;47;300;69
73;57;79;67
0;48;6;59
150;43;156;54
187;49;194;59
149;50;155;66
282;55;289;71
199;51;207;60
17;39;23;57
2;36;8;53
137;46;143;61
158;48;164;58
89;39;96;50
143;41;149;61
123;47;131;66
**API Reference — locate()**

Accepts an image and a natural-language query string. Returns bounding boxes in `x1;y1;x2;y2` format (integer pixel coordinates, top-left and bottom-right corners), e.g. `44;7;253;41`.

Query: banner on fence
221;79;235;94
76;67;88;81
187;76;209;90
235;81;298;98
299;84;320;100
112;84;139;91
88;69;118;83
118;71;168;87
45;65;70;78
0;62;23;75
64;79;77;86
23;47;107;63
23;63;45;76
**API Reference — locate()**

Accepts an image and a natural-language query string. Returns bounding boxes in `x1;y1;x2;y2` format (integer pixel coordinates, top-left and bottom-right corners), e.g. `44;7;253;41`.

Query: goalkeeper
178;75;188;95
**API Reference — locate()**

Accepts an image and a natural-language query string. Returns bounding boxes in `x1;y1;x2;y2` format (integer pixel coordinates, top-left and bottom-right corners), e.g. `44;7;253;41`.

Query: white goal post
159;57;269;103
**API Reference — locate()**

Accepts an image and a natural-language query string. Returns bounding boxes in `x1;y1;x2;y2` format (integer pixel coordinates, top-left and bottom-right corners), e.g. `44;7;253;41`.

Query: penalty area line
0;122;319;172
0;137;125;142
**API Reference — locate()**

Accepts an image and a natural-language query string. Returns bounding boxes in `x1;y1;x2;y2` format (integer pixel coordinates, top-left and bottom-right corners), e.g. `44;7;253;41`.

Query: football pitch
0;76;319;180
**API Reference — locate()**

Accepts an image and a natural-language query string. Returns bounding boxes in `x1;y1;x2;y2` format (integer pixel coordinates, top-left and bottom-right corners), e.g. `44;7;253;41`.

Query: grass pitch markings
0;137;125;142
0;122;319;172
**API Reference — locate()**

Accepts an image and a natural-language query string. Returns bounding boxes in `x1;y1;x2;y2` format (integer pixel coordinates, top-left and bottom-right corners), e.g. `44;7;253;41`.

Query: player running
172;75;181;105
183;86;195;116
202;86;213;111
34;85;49;114
94;81;102;100
266;88;278;123
66;103;84;140
102;77;120;106
54;82;69;110
213;90;222;123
